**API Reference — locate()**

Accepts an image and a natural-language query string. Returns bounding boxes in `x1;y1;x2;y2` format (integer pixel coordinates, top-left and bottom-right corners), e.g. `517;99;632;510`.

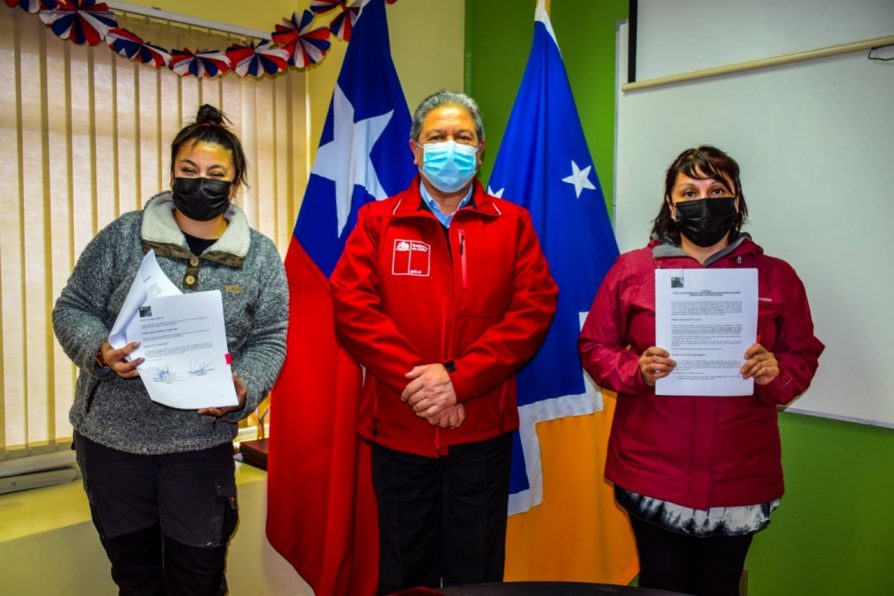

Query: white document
108;250;182;351
134;290;238;410
655;268;757;396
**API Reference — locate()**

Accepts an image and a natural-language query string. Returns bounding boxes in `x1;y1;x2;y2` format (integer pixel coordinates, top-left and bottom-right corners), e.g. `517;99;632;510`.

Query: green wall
465;0;625;208
748;413;891;595
465;2;893;595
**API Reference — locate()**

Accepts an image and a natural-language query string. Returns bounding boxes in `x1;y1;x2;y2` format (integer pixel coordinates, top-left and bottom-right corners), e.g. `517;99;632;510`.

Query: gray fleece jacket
53;193;288;455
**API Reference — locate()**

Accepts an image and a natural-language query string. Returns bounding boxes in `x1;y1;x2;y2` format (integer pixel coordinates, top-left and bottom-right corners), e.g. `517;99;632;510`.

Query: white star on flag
487;185;505;198
561;160;596;198
310;84;393;236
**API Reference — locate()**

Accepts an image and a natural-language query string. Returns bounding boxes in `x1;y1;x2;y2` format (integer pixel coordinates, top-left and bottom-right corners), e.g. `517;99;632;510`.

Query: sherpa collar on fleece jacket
140;192;250;267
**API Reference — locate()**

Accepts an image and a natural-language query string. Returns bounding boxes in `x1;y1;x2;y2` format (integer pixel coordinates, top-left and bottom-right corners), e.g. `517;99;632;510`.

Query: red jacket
331;178;558;457
579;237;823;509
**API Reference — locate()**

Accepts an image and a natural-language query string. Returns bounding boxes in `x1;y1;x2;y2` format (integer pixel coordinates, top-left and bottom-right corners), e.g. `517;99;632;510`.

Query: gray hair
410;91;485;142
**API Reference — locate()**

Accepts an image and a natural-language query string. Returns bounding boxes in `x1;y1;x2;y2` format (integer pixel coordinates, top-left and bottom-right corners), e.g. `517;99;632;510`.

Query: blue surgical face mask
420;140;479;193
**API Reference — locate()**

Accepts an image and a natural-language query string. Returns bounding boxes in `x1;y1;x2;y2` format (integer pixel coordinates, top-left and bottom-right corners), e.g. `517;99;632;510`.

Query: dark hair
651;145;748;245
170;104;247;188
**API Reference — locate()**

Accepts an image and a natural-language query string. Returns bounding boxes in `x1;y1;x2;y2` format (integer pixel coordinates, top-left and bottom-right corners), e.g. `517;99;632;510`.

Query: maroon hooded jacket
579;236;824;509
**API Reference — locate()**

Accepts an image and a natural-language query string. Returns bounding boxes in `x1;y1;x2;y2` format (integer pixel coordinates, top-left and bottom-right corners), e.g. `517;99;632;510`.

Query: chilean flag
266;0;416;593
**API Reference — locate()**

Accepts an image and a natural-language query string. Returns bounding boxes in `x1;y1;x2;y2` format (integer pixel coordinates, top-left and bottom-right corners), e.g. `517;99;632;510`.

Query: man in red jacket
331;91;558;593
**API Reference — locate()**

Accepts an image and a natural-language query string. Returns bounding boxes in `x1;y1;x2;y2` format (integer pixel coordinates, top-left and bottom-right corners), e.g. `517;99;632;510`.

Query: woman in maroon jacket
579;146;823;596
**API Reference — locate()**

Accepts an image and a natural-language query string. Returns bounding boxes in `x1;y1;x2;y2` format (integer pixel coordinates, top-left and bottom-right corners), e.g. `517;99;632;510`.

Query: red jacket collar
390;176;504;219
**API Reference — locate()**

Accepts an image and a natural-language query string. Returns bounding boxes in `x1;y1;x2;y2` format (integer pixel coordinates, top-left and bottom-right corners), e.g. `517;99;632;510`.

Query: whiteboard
615;21;894;428
634;0;894;81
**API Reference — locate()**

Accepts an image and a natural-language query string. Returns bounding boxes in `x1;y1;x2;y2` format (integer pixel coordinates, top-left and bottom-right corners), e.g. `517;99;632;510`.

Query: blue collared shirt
419;181;473;228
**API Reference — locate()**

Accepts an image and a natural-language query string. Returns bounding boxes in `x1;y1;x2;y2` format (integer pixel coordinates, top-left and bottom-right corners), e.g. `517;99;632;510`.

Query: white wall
634;0;894;80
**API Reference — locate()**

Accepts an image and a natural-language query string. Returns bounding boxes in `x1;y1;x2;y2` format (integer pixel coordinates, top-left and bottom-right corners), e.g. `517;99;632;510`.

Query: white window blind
0;7;308;458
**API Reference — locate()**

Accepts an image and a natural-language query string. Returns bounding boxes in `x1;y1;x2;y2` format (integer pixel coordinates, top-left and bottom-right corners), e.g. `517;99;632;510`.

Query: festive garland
4;0;398;78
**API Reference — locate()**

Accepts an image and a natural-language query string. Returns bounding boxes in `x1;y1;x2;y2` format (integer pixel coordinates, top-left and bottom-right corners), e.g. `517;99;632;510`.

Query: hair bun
195;104;228;127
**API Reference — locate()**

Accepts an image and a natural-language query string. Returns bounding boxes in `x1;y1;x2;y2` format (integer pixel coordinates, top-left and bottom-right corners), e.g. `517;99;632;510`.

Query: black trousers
629;515;754;596
371;433;512;595
74;433;238;596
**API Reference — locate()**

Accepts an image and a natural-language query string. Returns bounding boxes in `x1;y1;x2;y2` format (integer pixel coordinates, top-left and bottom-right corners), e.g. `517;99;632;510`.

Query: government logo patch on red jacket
391;239;431;277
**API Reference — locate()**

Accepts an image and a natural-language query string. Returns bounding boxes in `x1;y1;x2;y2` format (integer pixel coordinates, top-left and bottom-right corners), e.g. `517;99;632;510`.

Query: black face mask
673;197;738;247
172;177;232;221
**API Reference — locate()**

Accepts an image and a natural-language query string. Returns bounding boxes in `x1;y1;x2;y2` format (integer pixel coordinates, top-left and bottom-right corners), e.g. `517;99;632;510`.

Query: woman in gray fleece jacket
53;105;288;595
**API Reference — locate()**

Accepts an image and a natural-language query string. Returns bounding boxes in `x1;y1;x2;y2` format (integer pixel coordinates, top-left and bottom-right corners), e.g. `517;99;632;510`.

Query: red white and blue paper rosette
16;0;400;77
4;0;54;13
106;28;170;68
272;10;330;69
226;41;290;78
169;49;230;78
329;2;361;41
39;0;117;46
309;0;343;15
309;0;360;41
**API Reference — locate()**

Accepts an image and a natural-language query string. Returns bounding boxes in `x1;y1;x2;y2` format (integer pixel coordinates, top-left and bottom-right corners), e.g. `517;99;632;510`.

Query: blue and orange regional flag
488;0;637;584
266;1;416;593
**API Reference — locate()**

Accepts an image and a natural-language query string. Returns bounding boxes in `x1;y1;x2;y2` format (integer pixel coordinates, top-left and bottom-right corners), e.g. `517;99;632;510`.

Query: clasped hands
98;340;247;417
401;363;464;429
638;343;779;387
